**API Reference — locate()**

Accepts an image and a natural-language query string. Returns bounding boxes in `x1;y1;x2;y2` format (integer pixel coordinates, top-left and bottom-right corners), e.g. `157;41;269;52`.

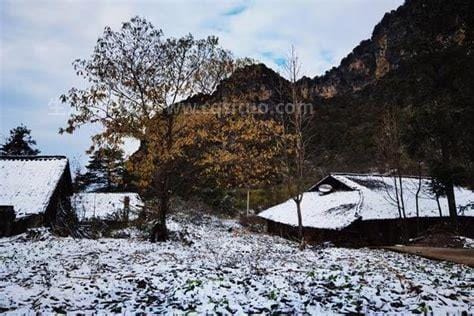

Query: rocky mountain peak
302;0;473;100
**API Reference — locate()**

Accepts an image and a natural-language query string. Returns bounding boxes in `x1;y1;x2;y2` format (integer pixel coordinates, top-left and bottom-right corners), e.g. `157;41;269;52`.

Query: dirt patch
407;222;473;249
409;233;467;248
385;246;474;267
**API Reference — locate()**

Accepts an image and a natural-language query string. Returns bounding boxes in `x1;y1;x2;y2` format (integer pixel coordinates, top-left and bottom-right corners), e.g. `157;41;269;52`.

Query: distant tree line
0;124;40;156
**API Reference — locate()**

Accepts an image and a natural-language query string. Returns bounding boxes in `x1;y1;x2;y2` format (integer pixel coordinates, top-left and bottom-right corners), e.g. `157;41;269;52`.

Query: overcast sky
0;0;403;167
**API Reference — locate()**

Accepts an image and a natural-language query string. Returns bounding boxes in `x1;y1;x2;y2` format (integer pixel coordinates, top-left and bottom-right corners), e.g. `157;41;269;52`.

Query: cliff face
197;0;473;107
183;0;474;172
300;0;473;101
184;63;290;107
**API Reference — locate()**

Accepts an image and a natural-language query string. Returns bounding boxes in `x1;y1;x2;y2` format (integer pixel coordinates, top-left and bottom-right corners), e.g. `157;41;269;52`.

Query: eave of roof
0;155;68;160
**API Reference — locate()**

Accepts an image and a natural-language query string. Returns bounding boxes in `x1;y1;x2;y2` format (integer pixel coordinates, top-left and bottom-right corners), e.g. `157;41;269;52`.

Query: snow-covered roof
72;192;143;221
0;156;69;218
259;173;474;230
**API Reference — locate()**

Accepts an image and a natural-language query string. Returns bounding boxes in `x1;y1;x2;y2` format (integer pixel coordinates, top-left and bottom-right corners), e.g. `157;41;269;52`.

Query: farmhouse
72;192;143;223
258;173;474;245
0;156;76;236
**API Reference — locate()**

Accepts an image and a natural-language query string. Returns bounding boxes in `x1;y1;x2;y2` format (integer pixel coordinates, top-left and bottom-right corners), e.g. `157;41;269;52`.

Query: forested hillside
187;0;473;182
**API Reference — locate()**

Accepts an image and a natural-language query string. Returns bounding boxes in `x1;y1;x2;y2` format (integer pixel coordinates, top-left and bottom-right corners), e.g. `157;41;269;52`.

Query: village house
0;156;76;236
258;173;474;245
72;192;143;223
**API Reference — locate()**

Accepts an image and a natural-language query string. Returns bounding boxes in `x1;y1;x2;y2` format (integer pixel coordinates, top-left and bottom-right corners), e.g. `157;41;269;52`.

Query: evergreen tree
72;166;91;193
403;100;473;224
401;47;474;225
75;146;127;192
0;125;40;156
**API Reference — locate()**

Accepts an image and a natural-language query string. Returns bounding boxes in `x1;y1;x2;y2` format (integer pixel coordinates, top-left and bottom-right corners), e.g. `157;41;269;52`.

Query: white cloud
0;0;403;165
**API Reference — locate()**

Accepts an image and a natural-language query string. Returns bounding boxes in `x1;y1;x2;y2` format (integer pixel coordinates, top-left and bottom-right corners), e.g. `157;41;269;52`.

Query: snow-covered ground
460;236;474;249
0;215;472;314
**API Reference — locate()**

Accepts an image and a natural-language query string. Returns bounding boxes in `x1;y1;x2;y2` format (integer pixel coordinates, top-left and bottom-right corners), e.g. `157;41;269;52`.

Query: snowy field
0;215;472;314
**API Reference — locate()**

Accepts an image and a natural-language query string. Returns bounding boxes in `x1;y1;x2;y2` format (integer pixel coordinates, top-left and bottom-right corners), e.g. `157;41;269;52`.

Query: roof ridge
0;155;67;160
74;192;139;195
331;172;432;180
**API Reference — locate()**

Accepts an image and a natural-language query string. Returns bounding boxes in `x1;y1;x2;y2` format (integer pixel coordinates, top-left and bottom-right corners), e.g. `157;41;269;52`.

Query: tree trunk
398;174;406;219
150;111;174;243
445;180;458;228
123;196;130;223
415;165;421;219
295;196;305;249
150;193;169;242
436;195;442;217
246;189;250;216
393;176;402;219
415;165;422;233
440;146;457;229
396;173;408;242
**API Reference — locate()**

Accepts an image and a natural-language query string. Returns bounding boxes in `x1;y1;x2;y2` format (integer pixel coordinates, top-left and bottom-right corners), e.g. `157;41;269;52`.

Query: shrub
239;215;266;233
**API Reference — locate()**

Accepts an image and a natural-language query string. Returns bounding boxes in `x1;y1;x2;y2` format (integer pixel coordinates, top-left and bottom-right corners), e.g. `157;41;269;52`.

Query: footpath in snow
0;214;472;314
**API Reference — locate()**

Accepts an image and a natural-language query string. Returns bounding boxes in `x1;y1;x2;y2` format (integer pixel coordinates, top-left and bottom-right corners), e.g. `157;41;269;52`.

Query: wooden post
246;189;250;216
124;196;130;223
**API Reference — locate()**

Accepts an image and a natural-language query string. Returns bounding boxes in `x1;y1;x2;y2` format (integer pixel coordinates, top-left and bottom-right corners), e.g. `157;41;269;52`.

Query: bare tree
414;161;422;219
376;109;408;219
429;179;446;217
279;46;313;249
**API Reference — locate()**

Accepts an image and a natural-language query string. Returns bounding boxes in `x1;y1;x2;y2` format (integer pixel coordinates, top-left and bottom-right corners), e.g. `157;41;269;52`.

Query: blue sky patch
223;4;248;16
320;49;334;64
261;51;286;67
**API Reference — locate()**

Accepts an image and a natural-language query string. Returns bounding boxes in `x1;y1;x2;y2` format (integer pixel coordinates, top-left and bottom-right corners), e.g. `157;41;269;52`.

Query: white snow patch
0;157;68;218
120;137;140;159
72;193;143;221
457;236;474;249
259;190;361;230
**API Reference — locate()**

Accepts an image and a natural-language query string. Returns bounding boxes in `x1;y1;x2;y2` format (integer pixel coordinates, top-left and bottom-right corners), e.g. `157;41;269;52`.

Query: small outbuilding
258;173;474;245
72;192;143;223
0;156;76;236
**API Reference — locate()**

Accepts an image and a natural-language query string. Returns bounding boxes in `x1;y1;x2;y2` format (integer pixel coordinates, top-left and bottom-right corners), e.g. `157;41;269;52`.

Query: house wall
44;169;76;237
9;167;76;237
266;219;361;245
0;206;15;236
348;217;474;245
11;214;44;235
265;217;474;246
